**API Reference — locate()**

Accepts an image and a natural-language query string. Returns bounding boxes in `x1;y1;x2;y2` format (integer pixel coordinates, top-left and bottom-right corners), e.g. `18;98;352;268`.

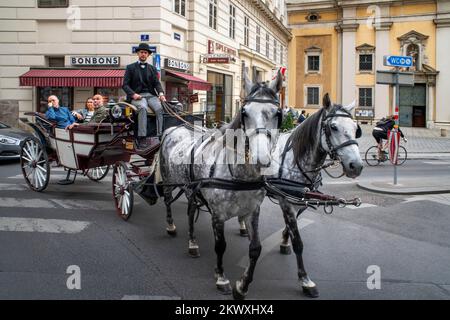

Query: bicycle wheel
397;146;407;165
365;146;381;166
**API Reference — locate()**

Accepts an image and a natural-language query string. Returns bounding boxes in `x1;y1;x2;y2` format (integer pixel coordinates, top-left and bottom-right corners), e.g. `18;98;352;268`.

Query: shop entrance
206;71;233;126
399;83;426;127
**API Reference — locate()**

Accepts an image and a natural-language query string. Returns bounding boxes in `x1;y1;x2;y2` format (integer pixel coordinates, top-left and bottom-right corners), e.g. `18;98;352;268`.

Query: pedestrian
297;110;306;125
122;43;166;149
45;95;76;129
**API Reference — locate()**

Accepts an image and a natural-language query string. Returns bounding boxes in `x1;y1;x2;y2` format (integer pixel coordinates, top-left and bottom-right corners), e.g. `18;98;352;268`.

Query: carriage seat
71;123;124;134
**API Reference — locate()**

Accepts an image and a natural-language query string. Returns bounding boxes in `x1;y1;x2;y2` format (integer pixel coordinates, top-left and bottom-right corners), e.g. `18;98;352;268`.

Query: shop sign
189;93;199;103
174;33;181;41
140;34;150;41
201;54;231;64
132;46;157;54
70;56;120;66
207;40;237;57
165;58;190;72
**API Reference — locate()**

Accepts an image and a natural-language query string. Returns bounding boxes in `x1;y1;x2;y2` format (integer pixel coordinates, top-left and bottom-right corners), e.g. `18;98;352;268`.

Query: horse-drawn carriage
19;101;204;213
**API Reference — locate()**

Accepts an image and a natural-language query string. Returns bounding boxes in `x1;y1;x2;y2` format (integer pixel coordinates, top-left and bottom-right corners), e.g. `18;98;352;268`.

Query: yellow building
287;0;450;128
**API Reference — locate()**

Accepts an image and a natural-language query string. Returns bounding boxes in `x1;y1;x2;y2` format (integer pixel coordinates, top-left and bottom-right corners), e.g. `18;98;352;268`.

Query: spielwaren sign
71;56;120;66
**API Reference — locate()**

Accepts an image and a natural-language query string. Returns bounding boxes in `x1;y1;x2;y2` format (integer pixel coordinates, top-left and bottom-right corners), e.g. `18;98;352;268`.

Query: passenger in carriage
45;95;77;130
89;94;110;123
72;98;95;123
122;42;166;149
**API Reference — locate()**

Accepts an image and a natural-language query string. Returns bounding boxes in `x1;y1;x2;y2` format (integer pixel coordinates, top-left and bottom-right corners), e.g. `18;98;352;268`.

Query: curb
357;182;450;195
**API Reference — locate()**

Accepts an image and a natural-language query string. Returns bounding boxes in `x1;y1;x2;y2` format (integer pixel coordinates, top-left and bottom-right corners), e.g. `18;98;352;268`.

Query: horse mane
220;82;277;133
291;107;327;166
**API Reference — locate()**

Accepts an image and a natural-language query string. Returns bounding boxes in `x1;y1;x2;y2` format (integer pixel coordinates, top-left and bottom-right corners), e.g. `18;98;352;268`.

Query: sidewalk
357;177;450;195
358;124;450;160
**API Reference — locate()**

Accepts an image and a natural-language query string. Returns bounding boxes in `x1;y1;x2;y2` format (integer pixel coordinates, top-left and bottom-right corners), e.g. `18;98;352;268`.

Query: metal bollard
441;128;447;137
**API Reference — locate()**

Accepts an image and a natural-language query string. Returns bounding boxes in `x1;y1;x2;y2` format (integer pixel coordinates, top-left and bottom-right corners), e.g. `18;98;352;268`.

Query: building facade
287;0;450;128
0;0;290;127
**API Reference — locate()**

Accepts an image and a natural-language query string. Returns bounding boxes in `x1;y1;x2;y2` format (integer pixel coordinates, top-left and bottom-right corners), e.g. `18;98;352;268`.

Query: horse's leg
238;215;248;237
280;225;292;255
163;187;177;236
212;216;231;294
187;198;200;258
233;210;262;300
280;201;319;298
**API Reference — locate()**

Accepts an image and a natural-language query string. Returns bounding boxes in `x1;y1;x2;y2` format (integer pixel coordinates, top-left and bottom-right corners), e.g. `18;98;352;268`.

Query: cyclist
372;115;407;160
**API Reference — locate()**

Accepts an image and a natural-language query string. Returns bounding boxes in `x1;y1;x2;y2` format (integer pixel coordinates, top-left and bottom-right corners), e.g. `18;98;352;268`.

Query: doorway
399;84;426;127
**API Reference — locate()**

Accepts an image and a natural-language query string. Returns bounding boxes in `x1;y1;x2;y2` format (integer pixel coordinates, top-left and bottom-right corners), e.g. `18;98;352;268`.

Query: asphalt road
0;158;449;300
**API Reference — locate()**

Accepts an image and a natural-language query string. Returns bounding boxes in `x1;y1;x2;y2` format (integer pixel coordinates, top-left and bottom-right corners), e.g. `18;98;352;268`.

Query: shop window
95;88;124;104
38;0;69;7
38;87;73;113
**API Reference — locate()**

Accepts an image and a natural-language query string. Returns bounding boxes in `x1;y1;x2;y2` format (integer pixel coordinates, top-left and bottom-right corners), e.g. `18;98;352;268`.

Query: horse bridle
321;106;361;161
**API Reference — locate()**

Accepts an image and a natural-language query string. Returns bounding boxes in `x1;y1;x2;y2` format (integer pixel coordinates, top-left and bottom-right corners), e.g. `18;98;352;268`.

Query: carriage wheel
86;165;110;181
112;161;134;221
20;137;50;192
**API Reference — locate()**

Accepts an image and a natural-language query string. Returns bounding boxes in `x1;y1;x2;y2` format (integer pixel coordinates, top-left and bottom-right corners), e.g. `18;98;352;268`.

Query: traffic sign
383;55;413;68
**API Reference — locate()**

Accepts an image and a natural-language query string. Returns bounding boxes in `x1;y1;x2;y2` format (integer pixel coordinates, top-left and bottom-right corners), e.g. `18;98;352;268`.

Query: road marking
8;174;112;182
237;218;314;268
0;217;90;234
422;161;450;165
404;194;450;207
0;197;113;210
324;180;357;185
346;203;377;209
0;197;56;208
121;295;181;300
0;183;112;194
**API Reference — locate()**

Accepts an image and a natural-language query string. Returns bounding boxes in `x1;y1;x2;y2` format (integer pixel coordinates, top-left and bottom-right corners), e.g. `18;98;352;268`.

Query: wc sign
383;55;413;68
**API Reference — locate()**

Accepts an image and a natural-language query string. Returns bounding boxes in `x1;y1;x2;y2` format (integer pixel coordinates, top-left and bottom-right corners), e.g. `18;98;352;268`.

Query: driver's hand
159;94;166;102
132;93;142;100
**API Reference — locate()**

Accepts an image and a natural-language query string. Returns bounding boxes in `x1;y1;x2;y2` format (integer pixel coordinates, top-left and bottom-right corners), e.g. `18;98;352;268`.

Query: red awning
165;70;212;91
19;69;125;87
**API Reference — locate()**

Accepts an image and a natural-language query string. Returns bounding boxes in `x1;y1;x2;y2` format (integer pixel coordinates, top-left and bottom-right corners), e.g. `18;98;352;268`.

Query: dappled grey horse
266;93;364;298
157;72;283;299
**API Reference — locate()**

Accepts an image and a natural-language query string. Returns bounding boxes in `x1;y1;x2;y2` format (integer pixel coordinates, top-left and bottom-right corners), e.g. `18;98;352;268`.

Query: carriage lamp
0;135;19;145
110;105;123;119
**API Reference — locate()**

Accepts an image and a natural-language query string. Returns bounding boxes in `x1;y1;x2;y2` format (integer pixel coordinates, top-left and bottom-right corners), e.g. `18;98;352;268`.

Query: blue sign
153;54;161;72
140;34;149;41
384;55;413;68
132;46;157;54
174;33;181;41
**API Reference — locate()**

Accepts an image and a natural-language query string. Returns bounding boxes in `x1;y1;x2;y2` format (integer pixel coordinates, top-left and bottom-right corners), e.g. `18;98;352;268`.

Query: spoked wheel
86;165;110;181
364;146;381;167
397;146;407;165
20;138;50;192
112;161;133;221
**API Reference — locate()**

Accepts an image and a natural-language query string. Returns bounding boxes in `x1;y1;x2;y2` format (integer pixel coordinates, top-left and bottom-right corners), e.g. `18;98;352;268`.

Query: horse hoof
232;284;246;300
166;225;177;237
216;281;232;295
239;228;248;237
302;286;319;298
280;244;292;255
188;247;200;258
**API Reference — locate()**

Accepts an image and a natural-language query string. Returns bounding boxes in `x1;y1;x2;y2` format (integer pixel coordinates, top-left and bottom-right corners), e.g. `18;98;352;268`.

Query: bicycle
365;137;408;166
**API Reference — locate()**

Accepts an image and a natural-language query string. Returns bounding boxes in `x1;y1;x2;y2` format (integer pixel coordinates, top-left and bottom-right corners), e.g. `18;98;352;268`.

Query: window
359;54;373;72
307;87;320;105
229;5;236;39
359;88;373;107
280;45;283;64
308;56;320;72
174;0;186;17
273;39;277;61
38;0;68;7
266;33;270;58
244;16;250;47
256;26;261;53
209;0;217;30
47;56;65;67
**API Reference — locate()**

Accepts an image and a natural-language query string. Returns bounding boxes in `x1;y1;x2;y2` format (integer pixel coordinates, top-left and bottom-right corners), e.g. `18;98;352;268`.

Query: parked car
0;121;34;160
